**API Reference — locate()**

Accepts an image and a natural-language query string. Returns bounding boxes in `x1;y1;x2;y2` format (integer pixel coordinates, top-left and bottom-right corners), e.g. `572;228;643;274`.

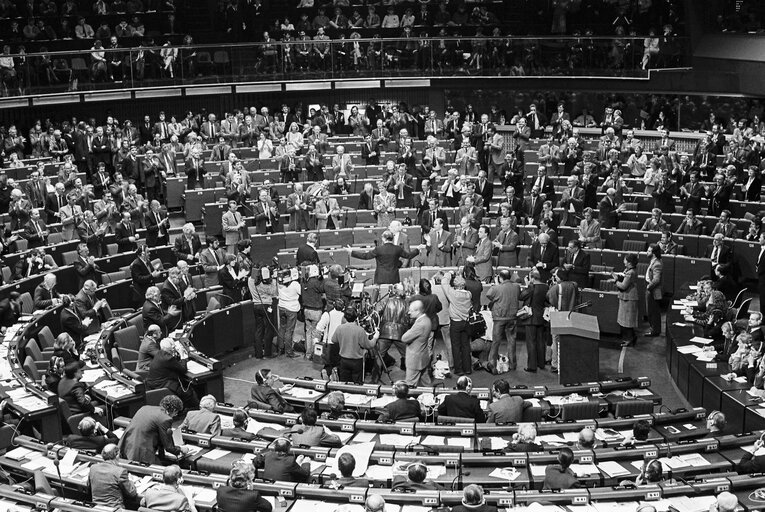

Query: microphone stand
49;445;67;499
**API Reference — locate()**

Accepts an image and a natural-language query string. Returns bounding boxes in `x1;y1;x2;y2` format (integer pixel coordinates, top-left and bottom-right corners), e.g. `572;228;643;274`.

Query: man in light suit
173;223;201;263
401;300;432;386
252;189;280;234
350;230;420;285
141;465;193;512
561;240;590;289
221;200;245;252
487;126;506;182
487;378;530;423
468;225;493;282
199;237;225;287
424;218;452;267
494;217;520;267
286;183;313;231
558;175;585;227
388;220;410;266
331;145;353;179
89;444;138;509
314;189;341;230
453;216;478;267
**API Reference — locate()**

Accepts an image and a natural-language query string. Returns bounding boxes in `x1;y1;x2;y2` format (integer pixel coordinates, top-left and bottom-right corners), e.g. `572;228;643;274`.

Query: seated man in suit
221;408;258;440
487;379;530;424
287;408;342;447
34;273;61;309
335;453;370;488
378;381;423;422
392;462;443;491
142;286;181;335
255;437;310;483
64;416;119;451
137;324;162;374
141;465;195;512
705;233;733;272
146;338;198;410
131;245;162;308
437;376;485;422
89;444;139;510
181;394;221;435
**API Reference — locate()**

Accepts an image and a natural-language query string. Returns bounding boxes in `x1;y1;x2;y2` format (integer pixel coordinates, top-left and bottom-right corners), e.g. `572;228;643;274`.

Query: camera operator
302;264;325;360
278;270;302;358
315;298;347;379
324;264;353;306
249;265;279;359
377;284;409;375
333;305;380;384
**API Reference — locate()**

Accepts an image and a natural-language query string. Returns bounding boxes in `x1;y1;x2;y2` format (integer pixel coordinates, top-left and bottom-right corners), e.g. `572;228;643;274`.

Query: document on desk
569;464;599;477
363;464;395;481
246;419;284;434
695;352;716;362
287;388;320;399
567;506;598;512
344;393;372;406
742;443;765;456
330;442;375;477
287;499;343;512
201;448;231;460
676;453;711;467
329;429;354;443
597;461;631;477
486;437;509;450
401;506;431;512
20;454;49;471
5;447;34;461
690;336;714;345
536;434;566;444
186;360;210;375
664;495;717;512
172;427;184;447
219;415;234;430
422;435;446;446
525;503;566;512
488;467;521;480
350;431;376;444
378;434;421;447
370;395;397;408
677;345;703;354
59;448;79;475
529;464;547;478
592;502;638;512
81;368;106;383
447;437;472;449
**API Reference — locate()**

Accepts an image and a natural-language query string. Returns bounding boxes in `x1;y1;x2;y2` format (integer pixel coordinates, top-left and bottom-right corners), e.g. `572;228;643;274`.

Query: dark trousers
646;295;662;334
253;304;276;357
450;319;471;375
525;324;547;370
338;357;364;384
279;308;298;355
621;325;637;344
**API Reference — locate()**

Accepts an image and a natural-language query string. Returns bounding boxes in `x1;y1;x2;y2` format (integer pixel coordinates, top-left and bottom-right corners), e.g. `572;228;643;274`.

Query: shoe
524;368;537;373
621;340;636;348
486;363;496;374
286;352;299;358
550;367;558;374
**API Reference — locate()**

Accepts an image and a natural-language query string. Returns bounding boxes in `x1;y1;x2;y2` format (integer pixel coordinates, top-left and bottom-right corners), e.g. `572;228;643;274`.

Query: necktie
211;249;219;266
712;247;719;263
34;221;41;236
58;195;63;209
155;212;161;231
209;124;213;138
541;245;545;260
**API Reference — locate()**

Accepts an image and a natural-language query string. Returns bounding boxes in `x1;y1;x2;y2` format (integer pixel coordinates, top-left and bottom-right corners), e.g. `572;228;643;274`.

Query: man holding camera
333;306;380;384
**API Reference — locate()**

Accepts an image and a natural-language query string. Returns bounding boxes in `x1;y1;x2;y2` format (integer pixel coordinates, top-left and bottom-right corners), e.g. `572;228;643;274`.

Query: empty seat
622;240;646;252
618;220;640;230
599;280;618;292
127;314;145;337
113;325;141;351
61;250;79;265
22;356;39;381
37;326;55;350
25;339;44;362
107;243;118;255
19;292;33;314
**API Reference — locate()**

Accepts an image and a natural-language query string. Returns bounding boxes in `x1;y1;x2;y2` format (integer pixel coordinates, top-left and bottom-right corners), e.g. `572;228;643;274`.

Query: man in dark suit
118;394;188;465
160;268;188;333
73;243;100;289
759;233;765;317
357;183;377;210
475;170;494;206
361;134;380;165
34;273;60;309
558;175;585;227
60;295;90;346
705;234;733;272
131;245;160;306
529;166;556;203
528;233;560;282
115;212;139;253
420;197;449;233
255;438;310;483
144;200;169;247
350;230;420;285
220;408;258;441
146;339;197;409
45;183;67;224
487;379;530;423
64;416;119;451
173;223;202;263
598;188;622;229
437;376;485;422
252;189;280;235
184;151;206;190
379;381;422;422
142;286;180;335
524;187;545;225
561;240;590;289
296;232;320;266
23;209;49;249
707;173;732;217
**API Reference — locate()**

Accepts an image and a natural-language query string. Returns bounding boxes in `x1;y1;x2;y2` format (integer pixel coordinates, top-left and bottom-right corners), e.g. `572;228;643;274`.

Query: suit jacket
361;141;380;165
705;244;732;266
437;392;485;422
142;485;190;512
351;243;419;285
314;197;341;230
199;247;226;287
487;395;529;423
219;266;244;304
252;200;279;234
216;486;272;512
495;229;520;267
182;408;221;435
160;279;185;331
64;431;118;452
142;300;174;335
424;229;453;267
382;398;422;422
260;451;310;483
473;237;493;281
60;306;89;346
420;209;449;233
475;179;494;206
137;337;160;373
33;284;59;309
173;234;202;262
286;192;313;231
89;460;138;508
563;250;590;289
130;257;155;301
114;221;138;252
401;314;431;372
645;259;663;300
222;210;245;246
544;465;580;490
453;227;479;266
738;452;765;474
296;244;320;266
118;405;180;464
23;219;48;248
597;196;620;229
528;242;560;282
524;195;545;224
145;210;169;247
519;282;549;326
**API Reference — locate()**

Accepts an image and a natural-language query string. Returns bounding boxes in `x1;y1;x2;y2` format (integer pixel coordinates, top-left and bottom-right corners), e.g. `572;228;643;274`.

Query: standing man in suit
75;280;106;336
145;200;169;247
558;176;584;227
115;211;139;253
705;233;732;273
361;134;380;165
487;126;506;183
118;395;188;465
349;230;420;285
475;170;493;206
645;243;664;337
493;217;520;267
296;232;320;266
758;233;765;317
199;237;225;287
221;200;246;253
423;218;452;266
23;208;49;248
314;189;341;230
78;210;106;258
184;149;206;190
420;197;449;234
160;268;190;333
173;223;201;264
401;300;432;386
528;233;559;282
512;117;531;161
453;216;478;267
73;243;100;289
561;240;590;289
598;188;623;229
45;183;67;225
25;170;47;213
130;245;160;305
530;166;556;203
468;225;493;282
252;189;280;234
437;376;485;422
707;173;732;217
286;183;313;232
142;286;180;335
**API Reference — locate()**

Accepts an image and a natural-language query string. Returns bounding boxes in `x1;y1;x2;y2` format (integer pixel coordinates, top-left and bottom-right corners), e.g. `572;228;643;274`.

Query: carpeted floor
219;318;691;412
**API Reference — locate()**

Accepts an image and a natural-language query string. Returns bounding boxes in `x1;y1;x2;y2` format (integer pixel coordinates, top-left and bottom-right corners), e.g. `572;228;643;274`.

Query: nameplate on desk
445;458;459;468
36;500;48;510
589;386;599;393
513;458;525;466
706;363;717;369
340;423;353;432
497;498;513;506
645;450;658;459
152;472;163;481
716;483;730;493
349;494;365;503
461;428;475;436
572;496;588;504
477;391;489;399
423;497;438;506
314;453;326;461
706;442;719;452
534;388;545;397
365;388;377;396
645;491;661;500
378;457;392;465
400;426;413;435
314;383;326;391
581;455;593;463
198;438;210;447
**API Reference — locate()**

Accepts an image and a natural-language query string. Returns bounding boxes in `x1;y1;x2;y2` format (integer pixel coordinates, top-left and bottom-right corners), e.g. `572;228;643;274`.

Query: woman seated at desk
685;289;728;343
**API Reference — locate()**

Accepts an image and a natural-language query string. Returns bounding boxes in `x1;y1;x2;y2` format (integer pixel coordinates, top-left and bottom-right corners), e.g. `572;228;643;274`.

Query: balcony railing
0;36;690;97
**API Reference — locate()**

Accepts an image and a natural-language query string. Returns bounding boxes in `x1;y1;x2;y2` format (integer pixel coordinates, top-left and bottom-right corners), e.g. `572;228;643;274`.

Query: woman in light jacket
612;253;639;347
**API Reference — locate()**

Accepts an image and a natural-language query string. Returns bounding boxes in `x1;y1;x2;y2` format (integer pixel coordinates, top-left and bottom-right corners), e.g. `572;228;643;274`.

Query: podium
550;311;601;385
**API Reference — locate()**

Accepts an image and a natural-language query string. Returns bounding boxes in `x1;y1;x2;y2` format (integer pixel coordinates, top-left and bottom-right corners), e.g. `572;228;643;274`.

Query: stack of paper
345;393;371;406
186;360;210;375
370;395;396;408
378;434;421;447
597;461;631;477
201;448;231;460
489;467;521;480
422;435;446;446
447;438;472;449
569;464;599;477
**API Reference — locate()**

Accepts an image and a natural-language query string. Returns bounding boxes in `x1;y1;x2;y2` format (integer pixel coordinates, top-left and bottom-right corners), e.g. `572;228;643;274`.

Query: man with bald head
64;416;118;451
75;279;108;335
401;299;432;386
89;443;138;509
709;492;737;512
529;232;560;282
365;494;386;512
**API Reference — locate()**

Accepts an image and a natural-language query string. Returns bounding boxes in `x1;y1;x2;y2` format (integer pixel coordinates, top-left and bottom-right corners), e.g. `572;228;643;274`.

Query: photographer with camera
377;284;409;376
249;265;279;359
333;305;380;384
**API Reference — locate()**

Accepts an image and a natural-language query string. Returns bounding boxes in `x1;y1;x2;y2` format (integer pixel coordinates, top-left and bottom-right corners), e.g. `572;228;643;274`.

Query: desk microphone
451;469;471;491
46;443;67;499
